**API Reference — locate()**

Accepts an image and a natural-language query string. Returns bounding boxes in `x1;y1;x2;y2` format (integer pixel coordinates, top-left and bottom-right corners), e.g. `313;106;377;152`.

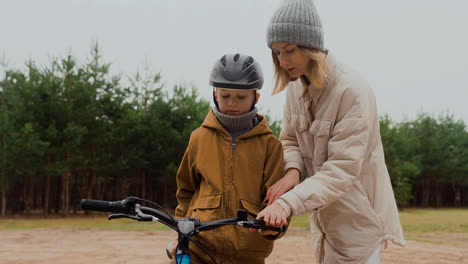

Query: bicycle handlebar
81;197;286;264
81;199;132;214
80;197;286;233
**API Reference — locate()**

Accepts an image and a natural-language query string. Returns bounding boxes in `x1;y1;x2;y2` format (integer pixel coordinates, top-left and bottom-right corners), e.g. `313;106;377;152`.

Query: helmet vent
220;55;227;67
242;56;254;71
209;53;263;90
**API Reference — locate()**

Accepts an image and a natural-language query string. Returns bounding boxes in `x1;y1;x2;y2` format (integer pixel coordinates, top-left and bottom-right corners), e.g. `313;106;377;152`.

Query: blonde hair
272;47;329;95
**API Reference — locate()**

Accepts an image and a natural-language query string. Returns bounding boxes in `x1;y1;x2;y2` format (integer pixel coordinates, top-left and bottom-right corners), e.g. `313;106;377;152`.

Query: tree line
380;113;468;208
0;45;467;216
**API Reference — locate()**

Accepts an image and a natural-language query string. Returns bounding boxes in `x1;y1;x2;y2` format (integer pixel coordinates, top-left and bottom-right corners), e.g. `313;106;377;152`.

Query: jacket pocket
317;182;385;259
190;194;221;221
309;120;331;166
240;198;263;217
309;212;325;262
354;181;385;229
291;115;314;161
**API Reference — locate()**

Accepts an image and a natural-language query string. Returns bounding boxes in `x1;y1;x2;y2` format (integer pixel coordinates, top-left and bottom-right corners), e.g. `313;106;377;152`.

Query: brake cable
131;198;217;264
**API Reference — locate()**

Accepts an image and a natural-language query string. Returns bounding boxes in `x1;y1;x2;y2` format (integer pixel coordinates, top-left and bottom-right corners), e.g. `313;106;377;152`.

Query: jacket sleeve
262;138;285;194
175;135;200;219
261;137;291;240
279;87;305;175
278;94;370;216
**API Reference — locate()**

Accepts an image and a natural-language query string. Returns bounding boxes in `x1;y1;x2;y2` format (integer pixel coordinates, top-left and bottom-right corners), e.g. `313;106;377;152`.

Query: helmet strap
250;91;257;111
212;88;220;111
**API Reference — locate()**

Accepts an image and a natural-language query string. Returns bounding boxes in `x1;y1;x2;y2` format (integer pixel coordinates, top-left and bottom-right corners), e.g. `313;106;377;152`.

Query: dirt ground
1;228;466;264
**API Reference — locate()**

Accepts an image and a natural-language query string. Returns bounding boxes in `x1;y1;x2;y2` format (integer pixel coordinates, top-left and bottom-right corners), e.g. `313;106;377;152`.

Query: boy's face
215;88;259;116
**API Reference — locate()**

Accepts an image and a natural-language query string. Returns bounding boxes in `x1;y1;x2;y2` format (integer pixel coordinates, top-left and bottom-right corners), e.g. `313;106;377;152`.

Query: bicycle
81;196;286;264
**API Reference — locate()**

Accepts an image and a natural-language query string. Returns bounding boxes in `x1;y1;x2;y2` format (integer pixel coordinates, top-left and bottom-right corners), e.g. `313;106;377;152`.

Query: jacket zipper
227;138;236;215
224;138;236;262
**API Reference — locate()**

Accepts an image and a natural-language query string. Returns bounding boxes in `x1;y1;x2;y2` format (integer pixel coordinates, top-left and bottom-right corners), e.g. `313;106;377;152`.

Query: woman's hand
251;203;287;235
265;168;300;205
256;202;289;228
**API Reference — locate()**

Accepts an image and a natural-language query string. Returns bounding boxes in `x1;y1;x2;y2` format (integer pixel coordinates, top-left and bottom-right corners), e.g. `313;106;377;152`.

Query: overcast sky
1;0;467;123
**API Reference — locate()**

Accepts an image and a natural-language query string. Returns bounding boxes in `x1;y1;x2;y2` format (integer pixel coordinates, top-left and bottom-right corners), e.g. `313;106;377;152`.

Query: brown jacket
275;52;406;263
175;109;284;264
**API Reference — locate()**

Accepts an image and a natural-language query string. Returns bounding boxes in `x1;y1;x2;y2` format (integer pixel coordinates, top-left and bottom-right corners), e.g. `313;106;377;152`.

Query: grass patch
289;208;468;232
1;209;467;241
399;208;468;234
290;214;309;228
1;209;465;247
403;235;446;245
289;208;468;246
0;214;170;231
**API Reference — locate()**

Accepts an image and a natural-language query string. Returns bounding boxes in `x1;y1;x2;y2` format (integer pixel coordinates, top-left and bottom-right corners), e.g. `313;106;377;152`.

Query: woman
257;0;407;263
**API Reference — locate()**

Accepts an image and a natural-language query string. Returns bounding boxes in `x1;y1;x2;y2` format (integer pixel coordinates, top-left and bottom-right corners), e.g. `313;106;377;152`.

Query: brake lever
135;204;158;222
107;203;158;222
108;213;141;221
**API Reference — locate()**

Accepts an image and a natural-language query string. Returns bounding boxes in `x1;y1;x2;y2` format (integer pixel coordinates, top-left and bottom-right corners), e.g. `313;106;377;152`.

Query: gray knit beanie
267;0;324;51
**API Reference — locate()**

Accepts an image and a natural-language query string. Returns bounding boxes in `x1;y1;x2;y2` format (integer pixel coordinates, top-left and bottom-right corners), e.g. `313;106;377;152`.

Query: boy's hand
248;228;280;236
258;229;280;236
266;168;300;205
167;240;178;259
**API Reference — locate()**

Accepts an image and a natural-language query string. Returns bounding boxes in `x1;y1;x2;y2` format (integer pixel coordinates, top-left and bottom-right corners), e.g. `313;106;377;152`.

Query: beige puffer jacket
275;52;407;264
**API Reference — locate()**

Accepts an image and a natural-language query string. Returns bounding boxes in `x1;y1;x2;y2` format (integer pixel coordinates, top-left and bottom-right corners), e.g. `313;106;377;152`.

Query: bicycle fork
175;234;191;264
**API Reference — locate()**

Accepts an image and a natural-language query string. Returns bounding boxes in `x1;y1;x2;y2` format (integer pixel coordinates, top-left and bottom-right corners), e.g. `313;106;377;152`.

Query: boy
170;53;285;264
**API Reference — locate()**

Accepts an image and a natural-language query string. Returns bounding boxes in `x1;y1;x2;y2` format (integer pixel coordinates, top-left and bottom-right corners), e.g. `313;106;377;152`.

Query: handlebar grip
260;222;287;232
249;219;287;232
81;199;130;214
257;219;287;232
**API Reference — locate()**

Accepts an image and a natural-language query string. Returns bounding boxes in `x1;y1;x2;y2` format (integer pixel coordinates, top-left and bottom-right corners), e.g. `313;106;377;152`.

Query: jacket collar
201;109;272;140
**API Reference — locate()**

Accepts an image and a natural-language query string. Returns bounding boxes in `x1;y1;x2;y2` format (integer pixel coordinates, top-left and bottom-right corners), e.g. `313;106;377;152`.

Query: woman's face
271;42;309;79
215;88;258;116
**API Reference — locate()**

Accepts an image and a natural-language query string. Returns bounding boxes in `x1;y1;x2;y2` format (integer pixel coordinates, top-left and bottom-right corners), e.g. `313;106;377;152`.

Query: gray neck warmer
212;107;259;140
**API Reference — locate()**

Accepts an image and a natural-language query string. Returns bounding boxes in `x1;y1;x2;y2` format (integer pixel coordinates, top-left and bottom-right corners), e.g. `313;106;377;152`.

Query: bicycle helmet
210;53;264;110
